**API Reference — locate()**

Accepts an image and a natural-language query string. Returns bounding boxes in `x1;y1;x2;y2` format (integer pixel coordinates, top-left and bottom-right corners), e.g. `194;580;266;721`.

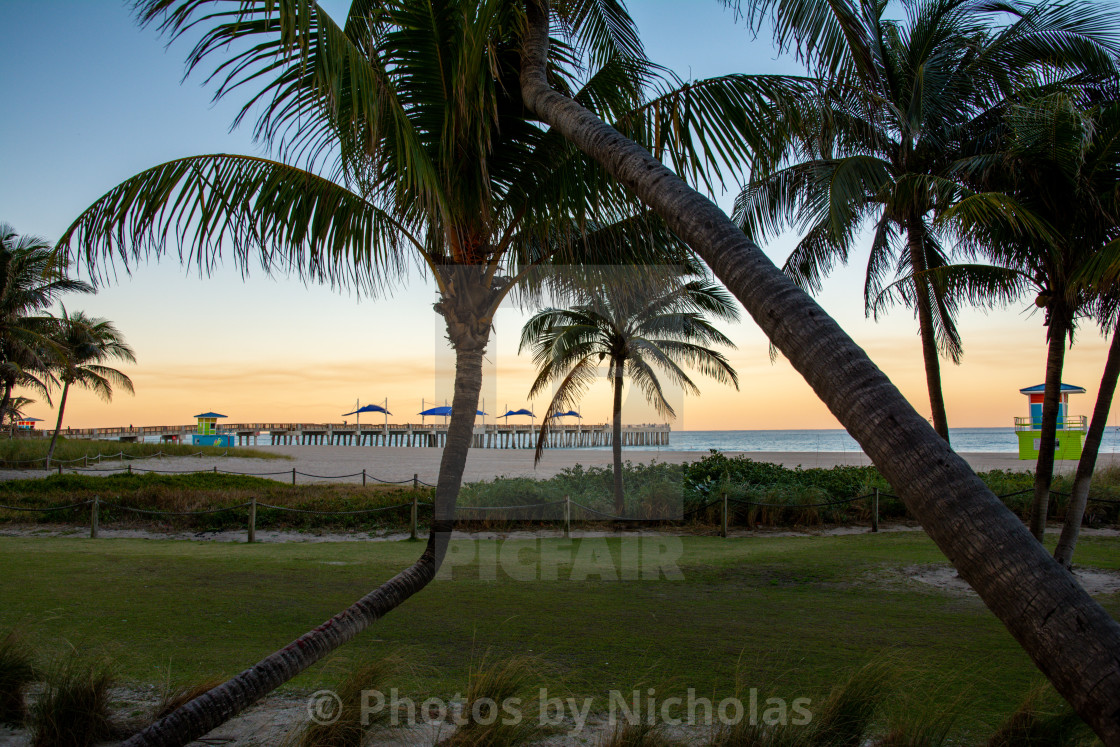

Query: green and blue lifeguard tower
1015;384;1086;460
193;411;235;447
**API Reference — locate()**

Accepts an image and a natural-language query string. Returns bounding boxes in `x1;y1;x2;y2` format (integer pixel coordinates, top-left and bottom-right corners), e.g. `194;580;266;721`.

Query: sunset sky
1;1;1114;432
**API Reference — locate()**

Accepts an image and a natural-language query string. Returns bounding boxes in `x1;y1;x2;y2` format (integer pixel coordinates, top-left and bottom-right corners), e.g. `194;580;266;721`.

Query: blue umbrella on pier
551;410;582;425
419;404;486;425
342;400;391;428
499;407;536;427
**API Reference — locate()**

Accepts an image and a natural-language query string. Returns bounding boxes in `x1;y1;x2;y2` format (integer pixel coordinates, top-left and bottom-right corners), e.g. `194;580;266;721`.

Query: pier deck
51;423;670;449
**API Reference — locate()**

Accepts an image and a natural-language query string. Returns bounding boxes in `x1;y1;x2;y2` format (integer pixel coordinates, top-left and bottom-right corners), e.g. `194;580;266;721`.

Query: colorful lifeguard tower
1015;383;1087;460
15;417;41;431
192;411;234;447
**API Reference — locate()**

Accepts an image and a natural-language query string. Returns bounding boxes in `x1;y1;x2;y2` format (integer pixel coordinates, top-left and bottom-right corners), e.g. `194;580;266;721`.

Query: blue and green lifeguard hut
1015;384;1087;460
193;411;234;447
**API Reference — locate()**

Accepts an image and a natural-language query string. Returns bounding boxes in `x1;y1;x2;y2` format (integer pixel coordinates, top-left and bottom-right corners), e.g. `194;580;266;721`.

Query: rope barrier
255;502;416;515
293;471;367;479
0;500;93;512
456;501;566;512
99;502;252;516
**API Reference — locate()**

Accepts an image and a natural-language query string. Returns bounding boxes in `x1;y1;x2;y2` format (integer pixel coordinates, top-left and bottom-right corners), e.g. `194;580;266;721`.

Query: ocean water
584;427;1120;454
177;426;1120;454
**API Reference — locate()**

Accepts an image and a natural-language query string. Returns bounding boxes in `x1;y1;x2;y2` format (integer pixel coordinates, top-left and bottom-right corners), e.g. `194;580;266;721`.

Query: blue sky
0;1;1111;430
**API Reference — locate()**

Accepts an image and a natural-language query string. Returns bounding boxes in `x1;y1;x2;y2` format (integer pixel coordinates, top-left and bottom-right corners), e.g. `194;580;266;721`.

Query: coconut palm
44;309;135;470
732;0;1120;445
57;1;785;741
521;270;740;513
922;94;1120;541
0;224;93;417
520;0;1120;739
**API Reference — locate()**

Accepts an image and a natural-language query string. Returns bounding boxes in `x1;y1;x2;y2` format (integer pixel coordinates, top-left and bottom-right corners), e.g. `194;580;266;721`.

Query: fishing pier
55;422;671;449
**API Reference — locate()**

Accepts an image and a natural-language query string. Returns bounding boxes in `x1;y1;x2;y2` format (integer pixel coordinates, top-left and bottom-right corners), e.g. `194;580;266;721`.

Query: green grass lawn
0;532;1116;737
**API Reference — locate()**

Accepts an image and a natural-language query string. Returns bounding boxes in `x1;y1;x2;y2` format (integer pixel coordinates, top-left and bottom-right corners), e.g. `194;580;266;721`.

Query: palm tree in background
44;309;135;470
521;269;740;513
0;223;93;418
732;0;1120;444
56;1;784;741
926;93;1120;541
520;0;1120;738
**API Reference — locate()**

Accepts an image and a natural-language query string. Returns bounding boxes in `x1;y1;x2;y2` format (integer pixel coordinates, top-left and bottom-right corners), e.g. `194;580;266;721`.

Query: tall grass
0;629;35;725
447;655;544;747
152;675;225;721
985;684;1093;747
600;723;682;746
0;437;282;468
28;651;117;747
289;657;400;747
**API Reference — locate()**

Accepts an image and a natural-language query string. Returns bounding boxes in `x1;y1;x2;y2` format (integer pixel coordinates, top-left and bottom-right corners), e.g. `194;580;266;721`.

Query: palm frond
58;154;416;295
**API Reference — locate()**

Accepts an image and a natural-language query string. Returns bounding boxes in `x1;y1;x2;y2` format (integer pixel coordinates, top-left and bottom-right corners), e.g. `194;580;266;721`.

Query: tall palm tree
929;94;1120;541
44;309;136;470
732;0;1120;445
520;0;1120;739
0;224;93;416
521;270;740;513
59;2;781;742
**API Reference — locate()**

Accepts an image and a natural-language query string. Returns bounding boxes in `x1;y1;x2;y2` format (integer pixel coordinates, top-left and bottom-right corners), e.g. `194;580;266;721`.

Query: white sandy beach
4;445;1119;485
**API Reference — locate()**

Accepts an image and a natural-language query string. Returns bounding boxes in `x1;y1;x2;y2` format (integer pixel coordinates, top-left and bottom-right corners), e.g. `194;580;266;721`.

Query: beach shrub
0;437;281;468
446;655;544;747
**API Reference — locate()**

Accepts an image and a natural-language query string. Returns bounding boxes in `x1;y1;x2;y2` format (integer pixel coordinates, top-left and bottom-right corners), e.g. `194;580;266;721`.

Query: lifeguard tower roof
1019;383;1086;395
193;412;227;419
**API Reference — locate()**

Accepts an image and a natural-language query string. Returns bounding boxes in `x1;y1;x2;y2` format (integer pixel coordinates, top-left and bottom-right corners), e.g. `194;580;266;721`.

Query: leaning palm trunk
122;304;490;746
519;3;1120;740
1054;316;1120;568
906;222;950;443
611;357;624;515
1030;314;1070;540
45;380;70;470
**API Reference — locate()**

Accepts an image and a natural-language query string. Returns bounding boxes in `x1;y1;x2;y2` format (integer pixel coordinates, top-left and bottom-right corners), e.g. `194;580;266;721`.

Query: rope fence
0;479;1116;540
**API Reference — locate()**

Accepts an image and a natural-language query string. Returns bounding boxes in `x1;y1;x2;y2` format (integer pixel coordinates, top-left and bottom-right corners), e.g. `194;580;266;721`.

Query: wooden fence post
291;468;296;485
362;469;366;487
564;494;571;539
413;473;419;490
90;497;99;539
127;464;132;475
721;489;728;538
248;497;257;544
213;466;217;474
57;463;62;476
410;493;419;540
872;488;880;533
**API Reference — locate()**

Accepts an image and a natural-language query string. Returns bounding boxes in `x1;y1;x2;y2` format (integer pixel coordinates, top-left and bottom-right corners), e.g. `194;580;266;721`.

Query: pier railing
41;422;672;449
1013;416;1087;431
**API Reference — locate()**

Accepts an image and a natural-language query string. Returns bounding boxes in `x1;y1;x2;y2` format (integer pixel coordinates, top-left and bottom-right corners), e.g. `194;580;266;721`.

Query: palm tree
58;2;777;742
929;94;1120;541
521;270;740;513
732;0;1120;445
0;224;93;417
44;309;135;470
520;0;1120;739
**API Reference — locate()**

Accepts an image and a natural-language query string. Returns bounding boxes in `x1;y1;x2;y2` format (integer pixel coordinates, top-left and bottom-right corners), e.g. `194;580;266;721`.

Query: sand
4;445;1118;486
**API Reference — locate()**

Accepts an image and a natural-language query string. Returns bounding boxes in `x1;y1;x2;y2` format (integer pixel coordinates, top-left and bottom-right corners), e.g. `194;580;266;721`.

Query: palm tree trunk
45;381;70;470
1029;313;1069;541
611;357;624;515
906;221;950;443
122;317;490;747
1054;315;1120;568
520;4;1120;740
